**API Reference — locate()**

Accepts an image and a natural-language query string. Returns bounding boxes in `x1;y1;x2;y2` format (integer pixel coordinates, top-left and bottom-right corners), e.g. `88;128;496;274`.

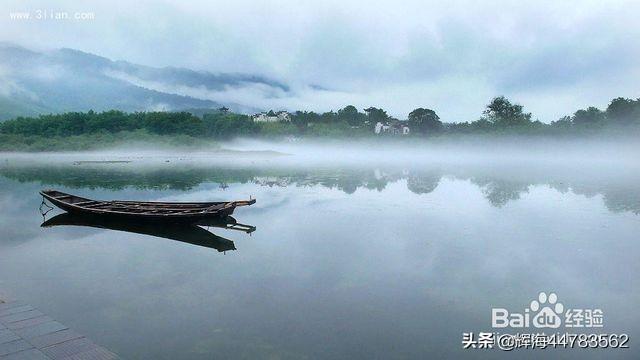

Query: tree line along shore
0;96;639;151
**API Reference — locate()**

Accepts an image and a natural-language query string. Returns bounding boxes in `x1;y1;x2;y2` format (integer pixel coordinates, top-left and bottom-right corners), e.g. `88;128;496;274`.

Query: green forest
1;96;639;151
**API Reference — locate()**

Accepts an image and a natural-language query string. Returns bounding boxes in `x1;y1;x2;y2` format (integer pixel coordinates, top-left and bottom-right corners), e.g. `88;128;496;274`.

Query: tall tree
482;96;532;127
363;107;389;125
338;105;365;126
408;108;442;135
606;97;640;125
551;116;572;130
572;107;605;127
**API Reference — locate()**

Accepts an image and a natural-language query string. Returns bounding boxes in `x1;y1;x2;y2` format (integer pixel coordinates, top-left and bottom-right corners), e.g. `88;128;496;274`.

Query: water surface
0;155;638;359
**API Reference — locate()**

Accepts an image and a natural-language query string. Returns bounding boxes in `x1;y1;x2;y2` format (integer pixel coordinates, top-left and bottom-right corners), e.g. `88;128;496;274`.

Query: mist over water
224;136;640;164
2;135;639;166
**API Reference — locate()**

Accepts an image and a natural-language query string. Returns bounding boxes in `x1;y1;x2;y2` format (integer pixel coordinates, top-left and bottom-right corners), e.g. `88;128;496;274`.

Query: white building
276;111;291;122
252;113;277;122
252;111;291;123
374;122;390;134
375;121;410;135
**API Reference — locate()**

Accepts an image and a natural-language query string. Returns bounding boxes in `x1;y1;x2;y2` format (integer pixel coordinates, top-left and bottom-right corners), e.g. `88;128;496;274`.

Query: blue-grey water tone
0;154;638;359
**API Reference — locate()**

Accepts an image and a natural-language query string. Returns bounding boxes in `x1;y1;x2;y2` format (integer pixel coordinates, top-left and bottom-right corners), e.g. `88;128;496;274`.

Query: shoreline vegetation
1;96;639;151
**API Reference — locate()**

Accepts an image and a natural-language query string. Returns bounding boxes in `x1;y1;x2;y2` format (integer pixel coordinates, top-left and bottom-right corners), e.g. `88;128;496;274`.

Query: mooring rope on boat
39;196;54;218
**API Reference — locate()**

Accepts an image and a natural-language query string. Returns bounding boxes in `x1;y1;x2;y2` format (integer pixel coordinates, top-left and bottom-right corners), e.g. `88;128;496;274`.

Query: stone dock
0;297;118;359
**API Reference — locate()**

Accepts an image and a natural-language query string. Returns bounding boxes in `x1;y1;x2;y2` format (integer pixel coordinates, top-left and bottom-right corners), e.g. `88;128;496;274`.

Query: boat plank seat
73;200;101;206
84;202;112;209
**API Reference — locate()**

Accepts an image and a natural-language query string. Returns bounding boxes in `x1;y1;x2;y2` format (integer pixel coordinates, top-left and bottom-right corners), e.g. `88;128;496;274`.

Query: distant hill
0;44;287;120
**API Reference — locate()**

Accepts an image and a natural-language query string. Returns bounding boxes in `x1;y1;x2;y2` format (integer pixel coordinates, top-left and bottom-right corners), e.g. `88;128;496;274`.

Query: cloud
104;68;289;110
2;0;639;121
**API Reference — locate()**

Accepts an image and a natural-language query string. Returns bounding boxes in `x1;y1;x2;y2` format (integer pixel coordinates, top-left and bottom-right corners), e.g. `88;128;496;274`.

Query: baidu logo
492;292;603;329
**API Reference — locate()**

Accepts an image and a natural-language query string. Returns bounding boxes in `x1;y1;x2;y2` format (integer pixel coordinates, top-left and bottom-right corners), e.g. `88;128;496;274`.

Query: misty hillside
0;44;288;120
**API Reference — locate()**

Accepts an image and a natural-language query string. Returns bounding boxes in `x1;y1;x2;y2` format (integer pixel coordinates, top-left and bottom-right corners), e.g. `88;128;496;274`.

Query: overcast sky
3;0;639;121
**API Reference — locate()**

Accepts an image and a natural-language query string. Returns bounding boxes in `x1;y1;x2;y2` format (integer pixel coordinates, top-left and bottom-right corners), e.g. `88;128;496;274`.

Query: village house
251;111;292;123
374;120;410;135
374;122;390;134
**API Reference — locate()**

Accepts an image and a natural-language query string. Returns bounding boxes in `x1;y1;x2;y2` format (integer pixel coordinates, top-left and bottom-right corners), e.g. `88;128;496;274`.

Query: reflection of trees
407;172;441;195
473;179;530;207
1;163;639;215
556;180;640;215
603;190;640;215
0;165;400;194
459;169;640;213
0;166;256;191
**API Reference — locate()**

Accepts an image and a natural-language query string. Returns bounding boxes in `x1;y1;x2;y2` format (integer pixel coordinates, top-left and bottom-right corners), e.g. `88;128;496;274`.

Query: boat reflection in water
41;213;256;253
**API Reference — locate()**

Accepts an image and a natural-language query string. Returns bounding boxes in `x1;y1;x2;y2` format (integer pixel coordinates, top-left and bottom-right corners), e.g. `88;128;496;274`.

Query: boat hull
40;190;254;223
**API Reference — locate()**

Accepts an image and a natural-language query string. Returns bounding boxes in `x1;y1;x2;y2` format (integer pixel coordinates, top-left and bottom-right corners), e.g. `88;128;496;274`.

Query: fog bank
1;136;638;169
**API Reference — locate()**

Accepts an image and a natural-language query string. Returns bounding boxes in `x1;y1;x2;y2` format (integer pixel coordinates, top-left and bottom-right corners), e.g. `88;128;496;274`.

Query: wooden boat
40;189;256;222
41;213;238;252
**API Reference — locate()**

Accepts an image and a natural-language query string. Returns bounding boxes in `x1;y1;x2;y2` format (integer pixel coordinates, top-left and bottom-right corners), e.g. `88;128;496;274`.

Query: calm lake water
0;153;638;359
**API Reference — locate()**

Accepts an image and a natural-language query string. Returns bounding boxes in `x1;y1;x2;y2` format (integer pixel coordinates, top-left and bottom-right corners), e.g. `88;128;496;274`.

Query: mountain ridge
0;44;287;120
